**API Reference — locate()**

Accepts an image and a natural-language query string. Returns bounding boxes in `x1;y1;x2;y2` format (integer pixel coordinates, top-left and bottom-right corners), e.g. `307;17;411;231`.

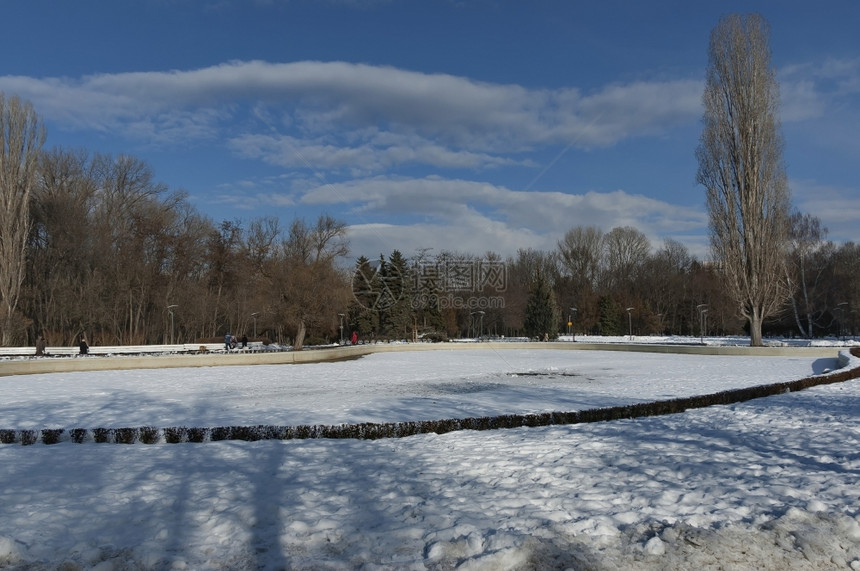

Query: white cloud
301;175;708;259
777;79;826;122
346;220;546;262
207;190;296;212
791;179;860;245
571;80;703;144
779;56;860;122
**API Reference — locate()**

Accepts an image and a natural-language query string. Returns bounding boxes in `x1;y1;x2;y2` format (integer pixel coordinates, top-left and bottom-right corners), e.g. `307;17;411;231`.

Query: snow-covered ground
0;347;858;569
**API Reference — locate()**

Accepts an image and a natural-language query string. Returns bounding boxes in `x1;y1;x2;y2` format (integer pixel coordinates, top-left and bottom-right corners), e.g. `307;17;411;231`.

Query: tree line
345;222;857;344
24;146;350;349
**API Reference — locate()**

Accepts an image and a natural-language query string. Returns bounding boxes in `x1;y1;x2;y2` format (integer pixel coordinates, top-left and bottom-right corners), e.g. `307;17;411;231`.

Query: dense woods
20;147;352;348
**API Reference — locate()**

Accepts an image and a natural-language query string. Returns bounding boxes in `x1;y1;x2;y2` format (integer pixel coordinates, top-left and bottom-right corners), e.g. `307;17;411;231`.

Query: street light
696;304;708;344
338;313;345;345
167;305;177;345
626;307;634;339
836;302;848;342
851;310;857;341
251;312;259;339
569;307;578;342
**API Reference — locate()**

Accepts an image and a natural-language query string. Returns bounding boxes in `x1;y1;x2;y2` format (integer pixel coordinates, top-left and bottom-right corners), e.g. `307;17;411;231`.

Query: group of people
221;330;362;351
224;332;249;351
33;329;365;356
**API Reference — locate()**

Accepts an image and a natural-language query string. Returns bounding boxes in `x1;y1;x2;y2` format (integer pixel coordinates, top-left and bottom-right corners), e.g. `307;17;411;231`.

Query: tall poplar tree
696;13;791;346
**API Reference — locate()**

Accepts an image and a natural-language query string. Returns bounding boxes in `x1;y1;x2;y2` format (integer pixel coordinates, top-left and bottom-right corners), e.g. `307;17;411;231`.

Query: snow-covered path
0;348;858;569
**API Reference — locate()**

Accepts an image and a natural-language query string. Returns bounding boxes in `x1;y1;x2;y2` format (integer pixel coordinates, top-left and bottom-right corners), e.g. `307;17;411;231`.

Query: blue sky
1;1;858;261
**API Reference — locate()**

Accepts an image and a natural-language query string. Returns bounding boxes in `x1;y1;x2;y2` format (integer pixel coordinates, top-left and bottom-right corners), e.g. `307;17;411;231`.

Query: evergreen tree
348;255;379;337
597;296;621;335
523;272;558;340
380;250;414;339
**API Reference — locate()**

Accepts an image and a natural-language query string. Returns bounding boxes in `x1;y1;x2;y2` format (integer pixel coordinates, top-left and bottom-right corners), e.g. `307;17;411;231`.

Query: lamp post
851;310;857;341
251;312;259;339
696;304;708;344
167;305;177;345
836;302;848;342
338;313;345;345
569;307;578;342
626;307;633;339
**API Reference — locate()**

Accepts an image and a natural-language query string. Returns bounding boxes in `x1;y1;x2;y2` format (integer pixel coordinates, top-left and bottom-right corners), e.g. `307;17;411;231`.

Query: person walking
79;337;89;355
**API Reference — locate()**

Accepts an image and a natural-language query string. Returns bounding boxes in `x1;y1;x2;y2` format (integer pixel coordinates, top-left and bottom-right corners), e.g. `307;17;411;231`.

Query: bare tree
246;217;280;271
90;154;171;344
786;211;830;338
829;242;858;337
27;148;97;344
205;220;246;338
0;93;46;345
273;215;350;350
696;13;791;346
638;239;693;334
557;226;604;292
602;226;650;293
